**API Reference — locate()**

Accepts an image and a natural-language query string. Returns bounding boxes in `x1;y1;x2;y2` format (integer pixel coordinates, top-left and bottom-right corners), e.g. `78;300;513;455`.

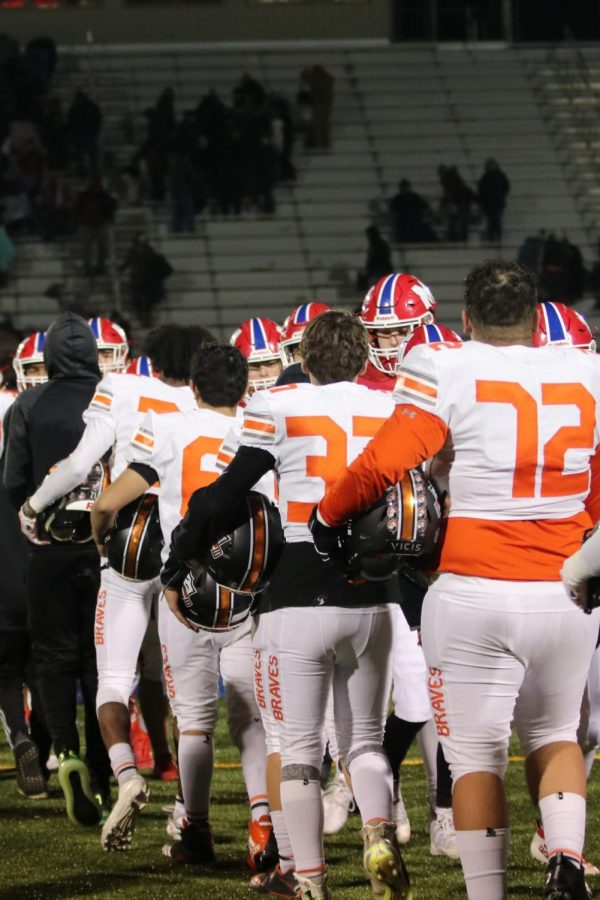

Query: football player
312;262;600;900
231;317;283;394
89;317;130;374
358;273;437;390
12;331;48;393
165;311;411;900
91;344;271;867
20;324;213;850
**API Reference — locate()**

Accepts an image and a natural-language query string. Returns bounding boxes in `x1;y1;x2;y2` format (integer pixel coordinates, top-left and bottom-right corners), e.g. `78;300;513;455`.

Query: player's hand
18;499;50;545
308;505;345;563
561;550;593;611
163;586;199;632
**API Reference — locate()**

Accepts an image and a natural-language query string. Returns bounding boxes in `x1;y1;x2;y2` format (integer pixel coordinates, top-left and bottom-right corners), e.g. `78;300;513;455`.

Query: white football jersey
128;407;235;561
240;382;394;542
394;340;600;522
0;389;16;457
84;373;195;479
216;413;277;503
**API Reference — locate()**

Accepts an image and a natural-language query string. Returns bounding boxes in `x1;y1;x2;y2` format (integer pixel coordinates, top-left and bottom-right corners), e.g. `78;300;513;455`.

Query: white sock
234;715;269;821
178;733;213;826
417;721;439;808
108;742;138;785
272;809;295;873
456;827;509;900
349;751;393;824
281;776;324;877
539;792;586;865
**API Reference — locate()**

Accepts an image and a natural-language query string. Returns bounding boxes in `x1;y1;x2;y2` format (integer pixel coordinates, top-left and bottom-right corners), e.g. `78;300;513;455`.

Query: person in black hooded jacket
2;311;111;826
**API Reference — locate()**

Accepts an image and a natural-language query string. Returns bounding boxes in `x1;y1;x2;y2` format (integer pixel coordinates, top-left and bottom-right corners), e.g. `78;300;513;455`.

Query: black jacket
2;312;100;510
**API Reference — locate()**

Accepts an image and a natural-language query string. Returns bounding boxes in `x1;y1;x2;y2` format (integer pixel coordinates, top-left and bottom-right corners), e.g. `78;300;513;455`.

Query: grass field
1;711;599;900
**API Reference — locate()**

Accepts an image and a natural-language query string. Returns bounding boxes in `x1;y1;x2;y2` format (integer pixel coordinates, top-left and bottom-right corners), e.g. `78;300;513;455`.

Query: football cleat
294;871;331;899
323;769;354;834
162;821;216;864
101;774;148;851
250;865;301;897
247;816;279;872
392;787;410;845
531;824;599;877
14;739;48;799
152;754;178;782
362;821;412;900
57;751;101;826
543;853;592;899
429;807;459;860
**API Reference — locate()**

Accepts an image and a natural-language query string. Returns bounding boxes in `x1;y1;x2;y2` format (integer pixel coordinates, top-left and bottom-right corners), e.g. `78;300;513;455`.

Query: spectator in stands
477;158;510;243
151;87;176;141
540;233;585;304
67;91;102;177
119;233;173;326
0;211;15;289
1;176;33;236
517;229;547;276
73;178;117;278
438;164;476;241
389;179;437;243
35;169;75;241
168;150;196;233
233;74;266;112
302;65;335;149
40;96;68;172
269;94;296;181
357;225;393;292
24;36;57;96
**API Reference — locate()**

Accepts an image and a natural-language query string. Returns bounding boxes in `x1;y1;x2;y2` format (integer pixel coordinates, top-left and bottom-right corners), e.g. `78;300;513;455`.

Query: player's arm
91;465;154;557
27;416;115;515
2;398;33;509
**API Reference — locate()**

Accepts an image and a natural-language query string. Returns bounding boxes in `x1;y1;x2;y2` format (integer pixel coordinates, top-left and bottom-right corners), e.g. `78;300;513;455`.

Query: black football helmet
40;461;106;543
178;567;253;631
341;468;442;581
104;493;163;581
201;491;284;594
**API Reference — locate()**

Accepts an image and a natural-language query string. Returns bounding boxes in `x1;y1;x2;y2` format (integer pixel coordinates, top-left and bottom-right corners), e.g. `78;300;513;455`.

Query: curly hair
298;309;369;384
464;260;538;329
191;344;248;407
142;324;216;381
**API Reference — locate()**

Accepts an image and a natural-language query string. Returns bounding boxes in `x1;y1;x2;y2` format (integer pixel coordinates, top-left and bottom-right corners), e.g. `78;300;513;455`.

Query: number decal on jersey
476;380;595;499
180;436;223;516
138;397;180;415
285;414;387;522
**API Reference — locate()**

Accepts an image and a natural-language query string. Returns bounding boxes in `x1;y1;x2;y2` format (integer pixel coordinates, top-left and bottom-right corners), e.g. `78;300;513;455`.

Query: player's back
242;381;394;542
130;405;235;559
86;372;195;478
396;339;600;579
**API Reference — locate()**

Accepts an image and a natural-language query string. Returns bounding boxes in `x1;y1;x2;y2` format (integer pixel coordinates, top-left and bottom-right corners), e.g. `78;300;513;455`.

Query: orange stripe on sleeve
244;419;276;435
318;404;448;527
92;393;112;407
396;375;438;399
132;432;153;448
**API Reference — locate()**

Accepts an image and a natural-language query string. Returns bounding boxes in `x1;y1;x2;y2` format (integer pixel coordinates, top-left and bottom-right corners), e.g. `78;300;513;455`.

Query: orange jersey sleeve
318;404;448;526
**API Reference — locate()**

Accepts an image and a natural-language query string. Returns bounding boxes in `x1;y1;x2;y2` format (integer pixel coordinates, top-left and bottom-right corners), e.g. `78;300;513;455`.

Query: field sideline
1;710;599;900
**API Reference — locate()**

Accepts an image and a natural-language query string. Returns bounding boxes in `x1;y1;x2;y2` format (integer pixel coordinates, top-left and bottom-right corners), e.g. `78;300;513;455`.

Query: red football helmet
533;302;596;353
360;274;437;373
13;331;48;392
230;317;283;391
88;317;129;374
125;356;156;377
397;323;463;370
279;302;331;367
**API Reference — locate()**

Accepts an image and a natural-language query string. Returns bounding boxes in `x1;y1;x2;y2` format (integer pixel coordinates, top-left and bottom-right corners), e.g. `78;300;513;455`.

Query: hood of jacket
44;312;101;380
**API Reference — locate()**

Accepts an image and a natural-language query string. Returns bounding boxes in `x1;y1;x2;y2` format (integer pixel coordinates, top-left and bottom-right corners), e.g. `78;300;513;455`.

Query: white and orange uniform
29;372;195;710
319;340;600;781
127;408;267;804
239;382;396;783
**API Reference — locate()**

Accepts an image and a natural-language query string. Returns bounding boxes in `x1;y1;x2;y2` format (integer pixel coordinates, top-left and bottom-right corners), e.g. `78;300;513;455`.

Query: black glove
308;506;346;564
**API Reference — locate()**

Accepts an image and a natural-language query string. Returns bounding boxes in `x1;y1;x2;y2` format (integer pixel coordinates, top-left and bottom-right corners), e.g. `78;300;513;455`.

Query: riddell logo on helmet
95;590;107;645
428;667;450;736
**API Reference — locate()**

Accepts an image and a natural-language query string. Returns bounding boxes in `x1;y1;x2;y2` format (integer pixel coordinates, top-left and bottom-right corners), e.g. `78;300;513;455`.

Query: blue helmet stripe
425;324;443;343
251;318;267;351
90;318;101;339
544;303;567;342
36;332;46;352
296;305;309;324
378;275;396;315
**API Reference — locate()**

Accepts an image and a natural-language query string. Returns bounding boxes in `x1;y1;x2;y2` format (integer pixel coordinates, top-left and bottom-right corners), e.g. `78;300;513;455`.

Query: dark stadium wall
2;0;390;45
